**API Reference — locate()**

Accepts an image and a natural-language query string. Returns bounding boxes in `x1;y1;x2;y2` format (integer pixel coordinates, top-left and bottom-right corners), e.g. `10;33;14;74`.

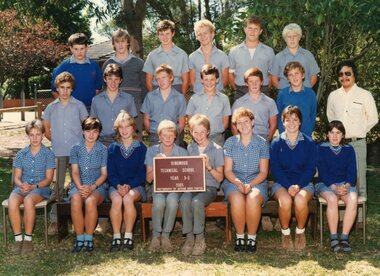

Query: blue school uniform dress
12;145;55;199
68;140;108;199
107;141;147;201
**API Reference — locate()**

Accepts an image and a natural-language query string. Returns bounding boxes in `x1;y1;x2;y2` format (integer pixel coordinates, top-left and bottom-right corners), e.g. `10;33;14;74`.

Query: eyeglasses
338;71;352;77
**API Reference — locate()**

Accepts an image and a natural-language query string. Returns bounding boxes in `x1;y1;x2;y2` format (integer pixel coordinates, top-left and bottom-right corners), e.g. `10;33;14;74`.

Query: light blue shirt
229;42;275;86
270;46;320;89
232;93;278;137
42;97;88;157
141;88;187;133
145;144;188;167
90;91;138;137
189;46;229;93
186;92;231;135
143;44;189;86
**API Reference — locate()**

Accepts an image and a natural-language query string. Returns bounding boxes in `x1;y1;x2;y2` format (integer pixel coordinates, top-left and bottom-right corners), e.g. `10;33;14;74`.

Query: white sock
296;227;305;234
24;234;32;241
14;234;22;242
236;233;245;240
124;232;132;240
113;233;121;240
247;234;256;240
281;228;291;235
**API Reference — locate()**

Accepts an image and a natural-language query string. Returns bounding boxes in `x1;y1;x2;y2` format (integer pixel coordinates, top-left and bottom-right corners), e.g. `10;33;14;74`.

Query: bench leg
319;203;323;246
44;206;48;246
57;214;68;242
363;202;366;244
3;207;7;248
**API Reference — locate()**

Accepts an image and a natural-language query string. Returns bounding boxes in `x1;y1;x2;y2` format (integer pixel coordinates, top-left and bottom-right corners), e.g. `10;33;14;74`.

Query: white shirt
327;84;378;138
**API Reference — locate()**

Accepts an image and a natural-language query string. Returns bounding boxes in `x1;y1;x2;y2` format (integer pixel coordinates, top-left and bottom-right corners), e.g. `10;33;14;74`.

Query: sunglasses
338;71;352;77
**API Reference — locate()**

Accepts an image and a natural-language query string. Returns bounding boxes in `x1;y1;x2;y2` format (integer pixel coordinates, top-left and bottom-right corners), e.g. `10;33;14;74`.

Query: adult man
228;16;275;100
143;20;189;95
327;60;378;221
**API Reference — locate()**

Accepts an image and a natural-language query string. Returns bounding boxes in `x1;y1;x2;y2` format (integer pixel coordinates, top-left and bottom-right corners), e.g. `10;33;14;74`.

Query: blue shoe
71;240;84;253
83;240;94;252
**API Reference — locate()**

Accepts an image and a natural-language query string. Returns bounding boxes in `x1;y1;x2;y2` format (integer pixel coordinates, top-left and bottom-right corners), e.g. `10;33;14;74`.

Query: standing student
145;120;188;253
143;20;189;95
102;29;146;138
180;114;224;255
229;16;275;99
43;72;88;235
108;112;147;252
8;120;55;254
69;117;108;253
276;62;317;137
91;63;138;147
186;64;231;146
232;67;278;141
189;19;229;94
141;64;187;146
51;33;103;110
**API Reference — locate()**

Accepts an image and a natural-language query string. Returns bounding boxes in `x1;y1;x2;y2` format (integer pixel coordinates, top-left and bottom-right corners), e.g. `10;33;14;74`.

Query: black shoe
234;238;245;252
71;240;84;253
83;240;94;252
246;239;257;253
110;238;122;252
339;240;352;252
330;239;341;252
123;238;134;252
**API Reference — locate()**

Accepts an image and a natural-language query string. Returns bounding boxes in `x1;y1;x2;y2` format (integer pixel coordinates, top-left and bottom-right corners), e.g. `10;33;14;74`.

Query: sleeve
79;102;89;120
326;93;335;122
298;139;317;187
142;52;154;74
267;48;275;74
188;52;196;70
140;94;150;114
178;95;187;116
69;145;79;165
13;151;23;169
42;104;51;121
128;145;147;188
213;147;224;167
276;92;285;134
365;92;379;132
222;96;231;116
269;55;280;76
268;98;279;117
259;140;270;160
345;146;357;186
46;150;56;169
90;98;97;117
269;139;292;189
221;52;229;69
101;146;107;167
309;89;317;132
128;96;138;117
144;147;154;166
228;50;236;72
223;138;233;158
307;51;320;75
186;97;196;116
181;52;190;73
316;146;334;186
107;144;120;188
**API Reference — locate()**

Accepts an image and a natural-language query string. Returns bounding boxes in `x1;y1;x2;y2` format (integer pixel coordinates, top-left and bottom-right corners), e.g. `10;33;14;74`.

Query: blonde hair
25;119;45;135
113;111;137;141
189;114;210;133
231;107;254;125
194;19;215;34
112;29;130;50
157;120;177;137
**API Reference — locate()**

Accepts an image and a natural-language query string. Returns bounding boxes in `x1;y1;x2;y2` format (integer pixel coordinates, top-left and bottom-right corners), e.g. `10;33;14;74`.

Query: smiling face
191;124;209;146
283;113;301;135
57;82;73;101
236;116;254;135
156;71;173;91
287;68;305;89
28;128;43;147
158;29;175;47
201;73;218;93
246;75;263;95
196;26;214;46
338;66;356;90
105;75;122;93
244;23;262;43
118;121;134;141
70;44;88;62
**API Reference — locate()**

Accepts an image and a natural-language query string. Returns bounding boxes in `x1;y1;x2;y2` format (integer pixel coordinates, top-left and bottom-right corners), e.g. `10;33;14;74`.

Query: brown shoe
21;240;34;254
161;236;173;253
192;238;206;256
149;237;161;252
10;241;23;254
294;233;306;251
181;239;194;255
261;216;274;231
282;234;294;251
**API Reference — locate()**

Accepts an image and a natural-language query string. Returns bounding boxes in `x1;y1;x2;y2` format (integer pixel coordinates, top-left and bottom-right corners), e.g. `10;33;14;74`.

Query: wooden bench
0;102;43;121
140;195;231;242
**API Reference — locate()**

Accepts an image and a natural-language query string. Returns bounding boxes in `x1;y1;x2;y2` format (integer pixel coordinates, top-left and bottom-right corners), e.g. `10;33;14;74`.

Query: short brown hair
54;72;75;89
244;67;263;83
283;61;305;78
281;105;302;124
113;111;137;141
103;63;123;80
155;64;174;78
25;119;45;135
82;117;102;133
112;29;130;50
156;20;175;34
189;114;210;133
232;107;254;125
68;33;88;47
244;15;263;29
200;64;219;80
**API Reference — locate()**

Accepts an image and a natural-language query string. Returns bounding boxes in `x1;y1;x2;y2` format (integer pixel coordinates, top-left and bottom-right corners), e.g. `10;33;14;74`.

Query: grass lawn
0;157;379;275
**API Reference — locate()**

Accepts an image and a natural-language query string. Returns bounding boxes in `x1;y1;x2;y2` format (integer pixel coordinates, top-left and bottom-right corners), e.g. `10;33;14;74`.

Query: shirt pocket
349;102;364;123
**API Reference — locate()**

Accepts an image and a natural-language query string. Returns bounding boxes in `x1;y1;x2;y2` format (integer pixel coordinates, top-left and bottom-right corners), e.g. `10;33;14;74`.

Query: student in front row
222;107;269;253
141;64;187;146
179;114;224;255
108;111;147;252
270;105;317;251
8;119;55;254
69;117;108;253
316;120;358;252
146;120;188;252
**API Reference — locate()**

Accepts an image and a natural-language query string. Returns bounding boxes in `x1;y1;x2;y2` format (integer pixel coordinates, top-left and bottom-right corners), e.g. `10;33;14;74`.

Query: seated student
179;114;224;256
276;62;317;137
141;64;187;146
316;120;358;252
108;111;147;252
91;63;138;147
270;105;317;251
69;117;108;253
222;107;269;253
8;119;55;254
145;120;188;253
186;64;231;146
232;67;278;141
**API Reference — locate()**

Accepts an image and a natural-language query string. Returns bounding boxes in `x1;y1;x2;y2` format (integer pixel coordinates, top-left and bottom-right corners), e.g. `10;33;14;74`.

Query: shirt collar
111;53;134;63
289;86;305;93
156;44;179;54
69;55;91;64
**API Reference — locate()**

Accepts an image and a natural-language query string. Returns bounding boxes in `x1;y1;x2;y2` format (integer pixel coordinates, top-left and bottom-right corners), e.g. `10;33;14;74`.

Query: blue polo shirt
189;46;229;93
51;56;103;107
228;42;275;86
90;91;138;137
145;143;188;167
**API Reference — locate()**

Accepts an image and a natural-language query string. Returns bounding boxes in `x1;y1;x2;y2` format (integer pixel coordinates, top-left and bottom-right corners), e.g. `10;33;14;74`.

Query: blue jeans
180;187;217;235
152;192;179;237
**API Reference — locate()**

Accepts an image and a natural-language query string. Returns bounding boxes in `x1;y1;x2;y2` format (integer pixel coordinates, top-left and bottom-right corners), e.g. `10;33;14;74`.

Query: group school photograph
0;0;379;275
